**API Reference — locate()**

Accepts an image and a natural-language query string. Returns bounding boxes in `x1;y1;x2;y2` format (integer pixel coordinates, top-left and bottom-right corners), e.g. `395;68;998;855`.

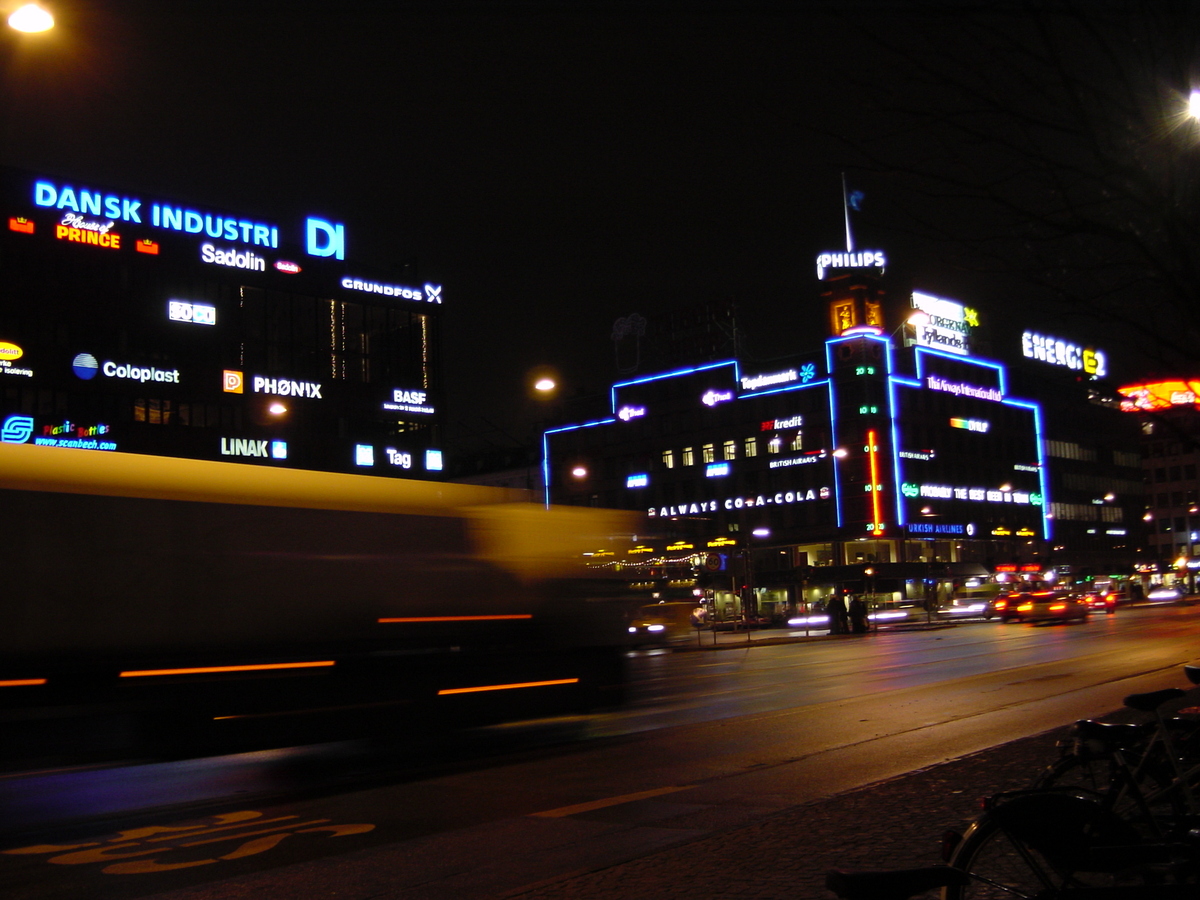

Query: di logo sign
223;370;244;394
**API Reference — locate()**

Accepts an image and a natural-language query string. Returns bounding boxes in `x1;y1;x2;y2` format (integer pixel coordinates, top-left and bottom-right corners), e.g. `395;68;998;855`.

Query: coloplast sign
73;353;180;384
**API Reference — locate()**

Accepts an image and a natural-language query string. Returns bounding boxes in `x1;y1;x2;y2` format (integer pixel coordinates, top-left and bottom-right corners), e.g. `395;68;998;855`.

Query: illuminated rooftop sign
1021;331;1107;378
741;369;797;391
926;375;1002;402
31;177;344;258
908;292;974;356
815;250;886;280
1117;381;1200;412
340;277;442;304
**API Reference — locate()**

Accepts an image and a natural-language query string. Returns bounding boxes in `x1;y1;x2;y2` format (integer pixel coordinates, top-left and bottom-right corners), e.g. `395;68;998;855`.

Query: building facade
544;261;1146;620
0;167;444;478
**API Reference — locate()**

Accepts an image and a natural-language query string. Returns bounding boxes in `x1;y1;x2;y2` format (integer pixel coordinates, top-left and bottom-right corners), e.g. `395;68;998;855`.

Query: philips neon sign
815;250;887;279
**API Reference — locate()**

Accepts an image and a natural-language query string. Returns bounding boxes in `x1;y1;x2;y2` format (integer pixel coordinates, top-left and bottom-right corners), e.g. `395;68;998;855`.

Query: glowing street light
8;4;54;33
534;377;556;393
1190;89;1200;120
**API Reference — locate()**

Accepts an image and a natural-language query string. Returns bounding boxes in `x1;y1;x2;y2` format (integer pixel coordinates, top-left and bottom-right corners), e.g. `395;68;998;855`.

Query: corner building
544;263;1143;619
0;167;444;477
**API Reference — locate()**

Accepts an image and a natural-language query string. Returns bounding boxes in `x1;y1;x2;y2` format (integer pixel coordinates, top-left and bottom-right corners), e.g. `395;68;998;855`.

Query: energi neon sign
1021;331;1107;378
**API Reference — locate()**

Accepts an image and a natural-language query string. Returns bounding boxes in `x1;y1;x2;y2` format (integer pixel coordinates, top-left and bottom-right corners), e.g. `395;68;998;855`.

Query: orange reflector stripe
377;614;533;623
0;678;46;687
119;661;336;678
437;678;579;696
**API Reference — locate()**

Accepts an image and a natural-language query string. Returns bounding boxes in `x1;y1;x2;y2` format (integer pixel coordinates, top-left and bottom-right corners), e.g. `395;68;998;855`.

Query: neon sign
701;389;733;407
340;278;441;303
908;292;973;356
55;222;121;249
252;376;322;399
815;250;887;279
201;243;265;271
706;463;730;478
1;415;33;443
31;178;352;257
626;473;648;488
1117;381;1200;412
926;375;1002;402
383;389;435;415
901;482;1041;505
761;415;803;431
741;369;798;391
1021;331;1107;377
617;405;646;422
949;417;989;433
168;300;216;326
649;487;831;518
221;438;288;460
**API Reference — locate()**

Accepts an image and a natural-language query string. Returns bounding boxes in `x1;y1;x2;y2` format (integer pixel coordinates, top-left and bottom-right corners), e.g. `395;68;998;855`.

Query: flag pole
842;172;854;253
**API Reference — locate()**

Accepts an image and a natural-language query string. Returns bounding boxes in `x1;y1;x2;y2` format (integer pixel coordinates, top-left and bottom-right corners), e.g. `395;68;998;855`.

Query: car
988;591;1031;623
1081;590;1117;615
1014;591;1090;624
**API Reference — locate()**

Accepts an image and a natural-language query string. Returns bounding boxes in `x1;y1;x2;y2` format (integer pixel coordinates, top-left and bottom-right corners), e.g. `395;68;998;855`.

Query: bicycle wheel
942;795;1154;900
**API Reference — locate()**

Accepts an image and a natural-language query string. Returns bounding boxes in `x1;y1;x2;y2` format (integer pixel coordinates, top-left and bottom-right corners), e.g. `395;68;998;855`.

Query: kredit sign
31;178;345;259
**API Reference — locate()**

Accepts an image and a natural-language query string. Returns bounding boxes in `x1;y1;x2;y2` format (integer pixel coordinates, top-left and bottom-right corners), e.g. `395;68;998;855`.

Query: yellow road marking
532;786;689;818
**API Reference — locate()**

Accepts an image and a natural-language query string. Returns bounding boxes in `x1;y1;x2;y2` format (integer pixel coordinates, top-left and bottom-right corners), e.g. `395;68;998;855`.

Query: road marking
532;786;689;818
438;678;578;695
1;809;374;874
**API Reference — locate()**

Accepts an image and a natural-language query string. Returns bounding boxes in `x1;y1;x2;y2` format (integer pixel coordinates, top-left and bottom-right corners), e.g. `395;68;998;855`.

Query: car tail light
1049;603;1067;612
995;599;1007;610
1018;602;1033;612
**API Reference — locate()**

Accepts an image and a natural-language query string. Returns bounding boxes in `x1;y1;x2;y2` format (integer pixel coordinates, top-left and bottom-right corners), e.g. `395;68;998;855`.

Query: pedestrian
848;596;869;633
827;594;848;634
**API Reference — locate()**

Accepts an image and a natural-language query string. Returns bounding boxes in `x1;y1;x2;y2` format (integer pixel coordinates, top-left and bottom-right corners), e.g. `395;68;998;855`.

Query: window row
660;432;803;468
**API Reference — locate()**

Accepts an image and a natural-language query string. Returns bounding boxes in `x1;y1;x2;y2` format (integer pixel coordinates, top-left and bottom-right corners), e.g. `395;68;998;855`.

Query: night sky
1;1;1181;456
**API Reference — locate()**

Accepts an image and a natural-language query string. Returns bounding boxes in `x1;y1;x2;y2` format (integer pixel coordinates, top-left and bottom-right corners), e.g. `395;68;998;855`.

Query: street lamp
7;4;54;33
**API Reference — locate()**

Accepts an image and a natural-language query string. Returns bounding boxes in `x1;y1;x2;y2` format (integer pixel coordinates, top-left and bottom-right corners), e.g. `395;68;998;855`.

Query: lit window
744;437;758;457
702;443;715;463
723;440;736;461
768;437;782;454
662;449;675;469
790;431;803;451
682;447;695;466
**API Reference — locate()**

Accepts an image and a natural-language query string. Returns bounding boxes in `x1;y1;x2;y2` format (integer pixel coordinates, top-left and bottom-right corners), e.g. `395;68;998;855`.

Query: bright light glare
534;378;556;392
8;4;54;32
1190;90;1200;119
571;466;587;478
868;610;907;621
269;402;287;415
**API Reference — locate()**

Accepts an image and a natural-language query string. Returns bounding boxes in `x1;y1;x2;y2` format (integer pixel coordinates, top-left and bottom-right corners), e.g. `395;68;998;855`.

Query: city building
543;253;1146;620
0;166;444;478
1115;380;1200;588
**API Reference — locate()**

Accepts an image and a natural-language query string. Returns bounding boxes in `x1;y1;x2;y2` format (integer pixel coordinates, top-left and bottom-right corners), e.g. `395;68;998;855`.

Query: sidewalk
508;725;1068;899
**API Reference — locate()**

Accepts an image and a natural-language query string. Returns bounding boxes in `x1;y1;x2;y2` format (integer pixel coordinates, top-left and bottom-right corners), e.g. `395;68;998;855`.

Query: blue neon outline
542;418;617;507
912;345;1008;396
1002;397;1052;541
611;359;740;414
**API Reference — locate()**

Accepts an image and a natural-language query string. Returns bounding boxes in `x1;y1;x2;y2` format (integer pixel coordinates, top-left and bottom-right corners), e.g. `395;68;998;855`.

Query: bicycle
827;668;1200;898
